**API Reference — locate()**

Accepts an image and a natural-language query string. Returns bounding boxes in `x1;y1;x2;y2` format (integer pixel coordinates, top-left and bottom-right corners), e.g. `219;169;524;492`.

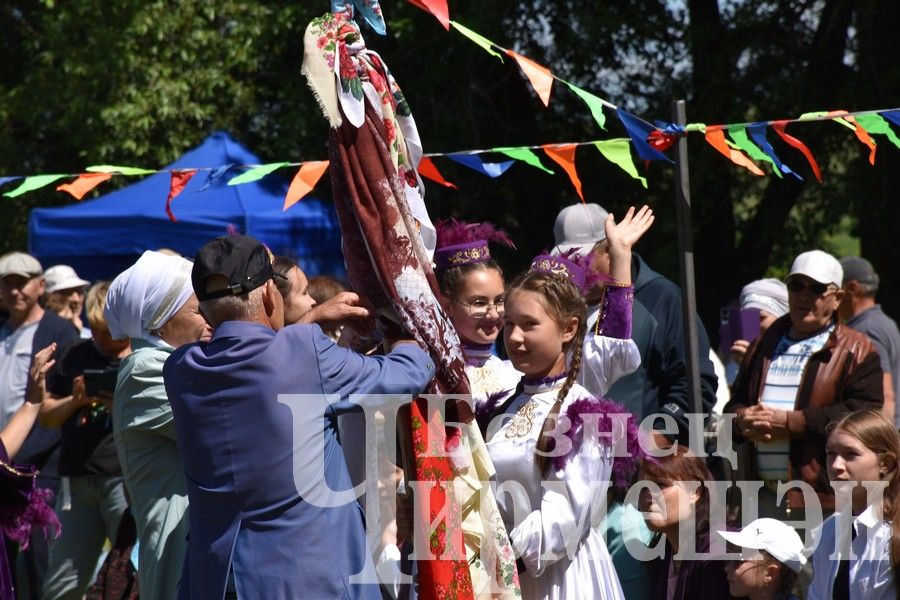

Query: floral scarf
303;8;520;599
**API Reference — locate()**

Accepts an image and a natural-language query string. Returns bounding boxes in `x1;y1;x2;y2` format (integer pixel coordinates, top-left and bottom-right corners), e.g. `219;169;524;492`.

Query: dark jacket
726;315;883;507
605;253;719;442
648;531;733;600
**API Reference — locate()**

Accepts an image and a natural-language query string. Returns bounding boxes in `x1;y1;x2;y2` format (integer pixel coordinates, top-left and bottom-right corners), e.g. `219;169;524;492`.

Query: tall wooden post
672;99;704;417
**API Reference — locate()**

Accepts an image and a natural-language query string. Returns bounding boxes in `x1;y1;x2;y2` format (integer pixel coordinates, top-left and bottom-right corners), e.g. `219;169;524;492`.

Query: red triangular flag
770;121;823;183
542;144;584;201
505;50;554;107
284;161;329;211
417;157;458;189
407;0;450;30
56;172;112;200
165;169;197;222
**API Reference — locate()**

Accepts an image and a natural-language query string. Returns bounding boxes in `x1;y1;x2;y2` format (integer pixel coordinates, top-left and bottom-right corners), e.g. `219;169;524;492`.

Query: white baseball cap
787;250;843;287
718;518;806;573
44;265;90;294
551;203;609;256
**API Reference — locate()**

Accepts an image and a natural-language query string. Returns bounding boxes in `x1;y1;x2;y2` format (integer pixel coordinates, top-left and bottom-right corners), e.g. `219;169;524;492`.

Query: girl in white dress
486;206;652;600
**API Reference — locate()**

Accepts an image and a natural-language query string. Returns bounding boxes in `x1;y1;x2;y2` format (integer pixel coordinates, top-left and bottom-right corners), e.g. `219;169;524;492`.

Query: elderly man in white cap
104;250;212;600
727;250;884;520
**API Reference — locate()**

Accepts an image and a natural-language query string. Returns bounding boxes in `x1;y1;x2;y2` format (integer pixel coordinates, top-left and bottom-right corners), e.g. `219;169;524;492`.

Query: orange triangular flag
542;144;584;202
165;169;198;222
56;172;112;200
506;50;553;107
704;128;765;176
407;0;450;30
827;110;877;165
417;157;457;189
284;161;329;211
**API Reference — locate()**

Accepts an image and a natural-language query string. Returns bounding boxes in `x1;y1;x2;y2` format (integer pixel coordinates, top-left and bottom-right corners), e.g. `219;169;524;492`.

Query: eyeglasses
786;279;836;296
453;299;504;319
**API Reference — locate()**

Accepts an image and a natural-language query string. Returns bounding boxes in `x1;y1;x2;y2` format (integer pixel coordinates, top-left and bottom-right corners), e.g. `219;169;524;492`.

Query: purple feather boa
552;396;646;489
0;485;60;550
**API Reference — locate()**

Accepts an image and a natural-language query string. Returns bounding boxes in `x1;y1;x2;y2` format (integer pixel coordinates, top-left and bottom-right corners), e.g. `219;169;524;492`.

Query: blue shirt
164;321;435;600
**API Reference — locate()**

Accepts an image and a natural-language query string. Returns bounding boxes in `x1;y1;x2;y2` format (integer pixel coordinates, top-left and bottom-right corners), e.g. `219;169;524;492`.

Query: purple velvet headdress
529;254;587;291
434;219;515;272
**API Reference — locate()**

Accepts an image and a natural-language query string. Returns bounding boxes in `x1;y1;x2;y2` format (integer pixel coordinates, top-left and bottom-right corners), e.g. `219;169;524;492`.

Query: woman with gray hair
104;251;212;600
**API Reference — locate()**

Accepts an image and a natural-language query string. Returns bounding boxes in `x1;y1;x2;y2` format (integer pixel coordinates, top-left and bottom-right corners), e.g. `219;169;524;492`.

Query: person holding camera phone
38;282;132;600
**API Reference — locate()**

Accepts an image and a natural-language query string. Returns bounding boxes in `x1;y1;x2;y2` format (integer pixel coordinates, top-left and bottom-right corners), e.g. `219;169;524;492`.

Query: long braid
507;271;587;475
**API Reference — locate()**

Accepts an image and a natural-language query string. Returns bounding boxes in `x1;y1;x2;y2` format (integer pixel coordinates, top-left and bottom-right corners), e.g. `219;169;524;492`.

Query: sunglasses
786;279;835;296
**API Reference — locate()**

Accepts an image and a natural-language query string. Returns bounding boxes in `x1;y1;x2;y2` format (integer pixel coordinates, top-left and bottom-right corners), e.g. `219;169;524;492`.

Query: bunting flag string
404;5;900;179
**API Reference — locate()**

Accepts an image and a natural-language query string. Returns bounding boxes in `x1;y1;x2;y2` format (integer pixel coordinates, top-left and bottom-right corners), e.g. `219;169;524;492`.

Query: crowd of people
0;201;898;599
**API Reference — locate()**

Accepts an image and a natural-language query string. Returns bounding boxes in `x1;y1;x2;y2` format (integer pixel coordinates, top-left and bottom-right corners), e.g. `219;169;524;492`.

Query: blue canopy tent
28;131;344;282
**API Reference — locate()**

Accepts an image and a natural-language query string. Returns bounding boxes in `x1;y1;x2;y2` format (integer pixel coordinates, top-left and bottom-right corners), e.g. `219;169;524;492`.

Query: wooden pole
672;99;704;418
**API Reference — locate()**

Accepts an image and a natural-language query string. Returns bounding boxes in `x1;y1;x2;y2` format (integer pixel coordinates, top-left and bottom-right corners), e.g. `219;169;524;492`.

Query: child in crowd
484;207;650;599
718;517;804;600
808;409;899;599
637;439;733;599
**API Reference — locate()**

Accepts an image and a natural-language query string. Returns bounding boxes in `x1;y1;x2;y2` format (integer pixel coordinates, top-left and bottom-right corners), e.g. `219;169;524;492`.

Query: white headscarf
740;278;789;318
105;250;194;345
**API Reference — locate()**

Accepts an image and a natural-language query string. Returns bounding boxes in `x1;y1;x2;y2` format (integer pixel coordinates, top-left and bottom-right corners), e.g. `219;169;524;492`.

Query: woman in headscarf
104;251;212;600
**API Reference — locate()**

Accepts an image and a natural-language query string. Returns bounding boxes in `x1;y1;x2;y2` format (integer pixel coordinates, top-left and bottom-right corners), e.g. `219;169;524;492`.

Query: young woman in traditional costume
484;207;651;599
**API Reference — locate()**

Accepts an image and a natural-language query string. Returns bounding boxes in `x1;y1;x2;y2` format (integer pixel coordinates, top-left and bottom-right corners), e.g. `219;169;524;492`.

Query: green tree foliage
1;0;898;332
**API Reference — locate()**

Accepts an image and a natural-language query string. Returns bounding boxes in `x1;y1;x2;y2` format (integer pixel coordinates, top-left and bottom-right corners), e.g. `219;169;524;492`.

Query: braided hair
506;270;587;474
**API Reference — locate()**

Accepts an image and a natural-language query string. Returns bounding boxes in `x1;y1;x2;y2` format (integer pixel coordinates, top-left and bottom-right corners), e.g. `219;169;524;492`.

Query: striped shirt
756;326;833;480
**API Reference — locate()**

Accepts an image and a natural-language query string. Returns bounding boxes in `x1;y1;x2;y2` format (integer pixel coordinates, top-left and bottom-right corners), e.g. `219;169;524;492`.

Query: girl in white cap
718;517;805;600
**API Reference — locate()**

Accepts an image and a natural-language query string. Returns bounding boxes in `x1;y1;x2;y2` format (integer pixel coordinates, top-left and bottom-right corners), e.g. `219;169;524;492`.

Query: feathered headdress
434;219;515;272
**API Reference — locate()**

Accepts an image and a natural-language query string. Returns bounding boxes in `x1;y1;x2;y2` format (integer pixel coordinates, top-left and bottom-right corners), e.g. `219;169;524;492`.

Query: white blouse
463;343;521;412
486;379;625;600
807;503;897;600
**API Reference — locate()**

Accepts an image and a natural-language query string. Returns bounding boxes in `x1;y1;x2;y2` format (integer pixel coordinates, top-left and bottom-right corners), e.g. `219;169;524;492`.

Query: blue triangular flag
0;176;22;188
616;109;673;163
447;154;515;178
199;164;235;192
881;110;900;129
747;124;802;181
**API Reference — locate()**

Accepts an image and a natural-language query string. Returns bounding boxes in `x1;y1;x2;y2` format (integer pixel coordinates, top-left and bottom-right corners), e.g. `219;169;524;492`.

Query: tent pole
672;99;704;420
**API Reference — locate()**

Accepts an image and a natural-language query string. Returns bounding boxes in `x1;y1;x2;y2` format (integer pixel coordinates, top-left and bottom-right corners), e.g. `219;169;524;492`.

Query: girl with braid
485;207;652;599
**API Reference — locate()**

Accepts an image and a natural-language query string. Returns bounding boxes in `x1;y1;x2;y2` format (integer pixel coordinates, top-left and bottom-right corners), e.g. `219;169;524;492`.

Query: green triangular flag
594;139;647;189
494;147;554;174
855;113;900;150
3;174;68;198
86;165;157;176
450;21;504;61
564;81;606;130
227;162;291;186
684;123;707;133
728;127;781;177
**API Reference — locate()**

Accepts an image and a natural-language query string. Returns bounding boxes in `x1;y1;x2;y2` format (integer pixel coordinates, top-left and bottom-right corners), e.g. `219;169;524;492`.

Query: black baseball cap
192;235;278;301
